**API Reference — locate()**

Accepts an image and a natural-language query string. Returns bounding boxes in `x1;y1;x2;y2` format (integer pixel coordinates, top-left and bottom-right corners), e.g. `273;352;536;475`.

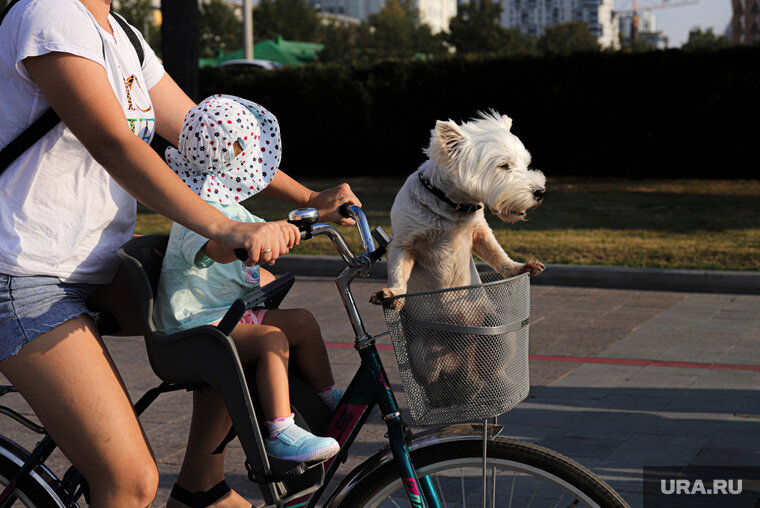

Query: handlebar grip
234;248;248;261
338;202;355;218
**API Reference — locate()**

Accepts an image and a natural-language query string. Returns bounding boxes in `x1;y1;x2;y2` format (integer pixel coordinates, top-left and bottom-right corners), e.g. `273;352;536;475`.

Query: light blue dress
154;201;264;334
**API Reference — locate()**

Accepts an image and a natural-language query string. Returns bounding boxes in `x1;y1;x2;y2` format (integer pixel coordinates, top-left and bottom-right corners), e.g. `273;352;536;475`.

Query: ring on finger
262;249;272;253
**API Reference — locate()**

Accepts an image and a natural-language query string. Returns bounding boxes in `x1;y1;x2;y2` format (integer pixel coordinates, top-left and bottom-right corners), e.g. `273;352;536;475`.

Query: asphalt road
1;276;758;507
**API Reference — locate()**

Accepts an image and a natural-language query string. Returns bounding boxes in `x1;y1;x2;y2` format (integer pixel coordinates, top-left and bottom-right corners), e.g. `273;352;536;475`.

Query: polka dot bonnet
165;94;281;205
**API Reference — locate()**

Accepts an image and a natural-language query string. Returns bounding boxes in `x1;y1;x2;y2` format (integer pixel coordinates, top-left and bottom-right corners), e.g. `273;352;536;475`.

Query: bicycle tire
0;453;65;507
334;437;629;508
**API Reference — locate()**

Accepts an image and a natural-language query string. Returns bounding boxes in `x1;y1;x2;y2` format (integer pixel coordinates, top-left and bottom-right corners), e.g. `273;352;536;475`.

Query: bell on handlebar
288;208;319;239
288;208;319;226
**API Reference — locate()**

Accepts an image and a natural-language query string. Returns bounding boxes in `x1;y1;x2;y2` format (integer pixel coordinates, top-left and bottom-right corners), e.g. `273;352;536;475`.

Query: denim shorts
0;273;98;362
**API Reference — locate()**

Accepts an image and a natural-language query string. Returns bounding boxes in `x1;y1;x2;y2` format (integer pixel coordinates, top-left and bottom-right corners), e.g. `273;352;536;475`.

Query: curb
269;255;760;295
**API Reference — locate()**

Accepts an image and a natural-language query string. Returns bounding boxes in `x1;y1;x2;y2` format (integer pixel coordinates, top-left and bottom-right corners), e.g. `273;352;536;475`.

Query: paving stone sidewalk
1;278;758;507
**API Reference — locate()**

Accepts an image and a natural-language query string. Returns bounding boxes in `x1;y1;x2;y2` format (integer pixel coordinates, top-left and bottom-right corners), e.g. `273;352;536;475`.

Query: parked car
217;59;282;70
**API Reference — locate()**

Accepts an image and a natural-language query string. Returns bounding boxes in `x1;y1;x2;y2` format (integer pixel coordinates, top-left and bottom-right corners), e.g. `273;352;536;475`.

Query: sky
613;0;733;47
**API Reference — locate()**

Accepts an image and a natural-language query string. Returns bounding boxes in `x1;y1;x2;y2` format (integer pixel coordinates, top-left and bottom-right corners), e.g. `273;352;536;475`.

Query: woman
0;1;359;506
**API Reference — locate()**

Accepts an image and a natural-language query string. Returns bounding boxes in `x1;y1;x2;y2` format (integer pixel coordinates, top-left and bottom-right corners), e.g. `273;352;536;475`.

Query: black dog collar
418;172;483;213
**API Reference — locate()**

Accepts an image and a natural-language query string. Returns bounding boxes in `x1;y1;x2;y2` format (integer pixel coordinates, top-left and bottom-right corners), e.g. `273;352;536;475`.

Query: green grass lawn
136;177;760;271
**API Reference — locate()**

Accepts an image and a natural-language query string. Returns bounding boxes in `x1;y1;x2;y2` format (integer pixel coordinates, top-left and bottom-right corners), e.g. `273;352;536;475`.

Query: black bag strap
111;12;145;66
0;4;145;174
0;0;21;25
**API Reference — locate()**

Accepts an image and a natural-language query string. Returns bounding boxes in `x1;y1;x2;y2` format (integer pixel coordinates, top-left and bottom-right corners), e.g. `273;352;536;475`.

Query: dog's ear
501;115;513;132
434;120;464;156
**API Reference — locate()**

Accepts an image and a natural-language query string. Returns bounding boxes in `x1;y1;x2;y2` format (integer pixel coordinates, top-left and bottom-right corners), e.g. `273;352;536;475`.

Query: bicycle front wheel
335;437;629;508
0;453;66;507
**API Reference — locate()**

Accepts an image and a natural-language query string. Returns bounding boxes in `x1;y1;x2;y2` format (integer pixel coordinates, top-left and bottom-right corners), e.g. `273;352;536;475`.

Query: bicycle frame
282;209;442;508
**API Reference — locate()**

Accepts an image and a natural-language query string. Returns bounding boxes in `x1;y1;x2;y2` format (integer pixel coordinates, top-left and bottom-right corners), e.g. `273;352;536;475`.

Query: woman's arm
23;52;296;265
261;170;363;225
147;72;195;146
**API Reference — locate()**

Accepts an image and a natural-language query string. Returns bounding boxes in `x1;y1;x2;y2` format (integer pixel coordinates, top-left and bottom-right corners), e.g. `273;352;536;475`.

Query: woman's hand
259;173;362;225
215;220;300;265
306;183;363;225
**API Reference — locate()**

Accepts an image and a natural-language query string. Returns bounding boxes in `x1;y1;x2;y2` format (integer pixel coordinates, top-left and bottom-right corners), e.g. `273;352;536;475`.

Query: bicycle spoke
508;470;516;508
490;466;496;508
460;467;467;508
528;478;540;507
434;475;448;508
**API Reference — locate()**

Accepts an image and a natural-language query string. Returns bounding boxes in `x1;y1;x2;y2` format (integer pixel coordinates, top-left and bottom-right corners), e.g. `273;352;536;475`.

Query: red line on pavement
326;343;760;372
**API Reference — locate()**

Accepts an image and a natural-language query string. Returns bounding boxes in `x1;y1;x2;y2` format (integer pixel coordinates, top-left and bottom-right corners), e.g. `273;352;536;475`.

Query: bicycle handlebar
335;203;377;256
234;204;387;271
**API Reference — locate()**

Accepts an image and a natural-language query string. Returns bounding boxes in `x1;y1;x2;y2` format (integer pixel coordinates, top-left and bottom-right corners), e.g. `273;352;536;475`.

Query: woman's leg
169;324;291;508
0;317;159;508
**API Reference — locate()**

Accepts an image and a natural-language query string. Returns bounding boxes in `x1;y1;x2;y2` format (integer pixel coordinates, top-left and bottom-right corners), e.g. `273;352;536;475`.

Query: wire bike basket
383;272;530;426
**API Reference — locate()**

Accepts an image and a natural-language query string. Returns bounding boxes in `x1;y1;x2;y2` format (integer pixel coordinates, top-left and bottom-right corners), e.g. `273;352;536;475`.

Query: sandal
169;480;250;508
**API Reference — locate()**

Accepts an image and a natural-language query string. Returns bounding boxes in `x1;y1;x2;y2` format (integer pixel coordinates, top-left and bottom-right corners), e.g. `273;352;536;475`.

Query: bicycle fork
362;344;443;508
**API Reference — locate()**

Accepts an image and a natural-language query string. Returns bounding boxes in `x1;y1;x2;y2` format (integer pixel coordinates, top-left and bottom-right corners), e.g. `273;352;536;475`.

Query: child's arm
199;239;238;264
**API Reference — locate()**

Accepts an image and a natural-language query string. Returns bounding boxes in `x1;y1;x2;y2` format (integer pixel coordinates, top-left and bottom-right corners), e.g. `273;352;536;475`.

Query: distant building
499;0;619;49
314;0;384;21
417;0;459;33
313;0;457;33
731;0;760;43
317;11;363;27
617;11;653;40
618;11;668;49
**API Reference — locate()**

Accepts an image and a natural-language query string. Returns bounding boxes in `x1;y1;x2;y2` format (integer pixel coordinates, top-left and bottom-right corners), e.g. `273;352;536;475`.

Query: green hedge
199;46;760;178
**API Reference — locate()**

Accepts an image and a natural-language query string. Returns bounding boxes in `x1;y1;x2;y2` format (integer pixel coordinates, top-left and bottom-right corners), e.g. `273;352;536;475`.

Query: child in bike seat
154;94;344;464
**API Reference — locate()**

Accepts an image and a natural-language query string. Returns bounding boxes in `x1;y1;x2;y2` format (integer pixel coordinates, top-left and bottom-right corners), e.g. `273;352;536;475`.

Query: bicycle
0;204;630;507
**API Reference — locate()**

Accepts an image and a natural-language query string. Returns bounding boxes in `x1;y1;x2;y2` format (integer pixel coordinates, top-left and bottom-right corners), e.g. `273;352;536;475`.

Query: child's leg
231;323;292;418
170;324;292;508
260;309;335;392
231;321;338;463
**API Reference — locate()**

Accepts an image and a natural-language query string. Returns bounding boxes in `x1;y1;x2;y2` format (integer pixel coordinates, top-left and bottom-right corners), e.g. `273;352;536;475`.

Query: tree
617;30;653;53
199;0;242;58
539;20;599;55
447;1;534;56
253;0;321;43
113;0;161;55
318;22;359;65
358;0;421;60
681;27;731;52
319;0;445;64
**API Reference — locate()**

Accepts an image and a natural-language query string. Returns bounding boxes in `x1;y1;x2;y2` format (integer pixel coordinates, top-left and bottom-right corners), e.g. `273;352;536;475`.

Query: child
155;95;344;470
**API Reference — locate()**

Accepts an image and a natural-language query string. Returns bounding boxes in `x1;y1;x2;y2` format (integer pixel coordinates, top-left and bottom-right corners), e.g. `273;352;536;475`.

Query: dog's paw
370;288;395;305
523;259;546;276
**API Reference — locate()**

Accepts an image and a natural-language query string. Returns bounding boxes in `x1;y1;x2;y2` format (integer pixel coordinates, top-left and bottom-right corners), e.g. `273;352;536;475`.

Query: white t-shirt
0;0;165;283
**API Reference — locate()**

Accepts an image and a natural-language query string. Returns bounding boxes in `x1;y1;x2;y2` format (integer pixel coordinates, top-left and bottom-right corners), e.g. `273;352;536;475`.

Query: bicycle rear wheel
0;453;66;507
334;437;629;508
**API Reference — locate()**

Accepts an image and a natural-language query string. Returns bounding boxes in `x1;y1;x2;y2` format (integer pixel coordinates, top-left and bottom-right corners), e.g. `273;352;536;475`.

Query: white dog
370;111;546;305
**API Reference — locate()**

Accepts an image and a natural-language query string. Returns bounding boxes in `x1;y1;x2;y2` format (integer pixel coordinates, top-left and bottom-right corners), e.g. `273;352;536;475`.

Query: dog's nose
533;189;545;201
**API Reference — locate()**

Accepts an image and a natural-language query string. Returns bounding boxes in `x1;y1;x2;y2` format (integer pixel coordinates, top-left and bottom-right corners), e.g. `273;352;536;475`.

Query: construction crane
615;0;700;41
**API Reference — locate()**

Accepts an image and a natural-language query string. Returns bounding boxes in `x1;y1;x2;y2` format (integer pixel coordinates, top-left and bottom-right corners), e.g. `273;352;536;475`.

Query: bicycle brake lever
369;226;391;262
